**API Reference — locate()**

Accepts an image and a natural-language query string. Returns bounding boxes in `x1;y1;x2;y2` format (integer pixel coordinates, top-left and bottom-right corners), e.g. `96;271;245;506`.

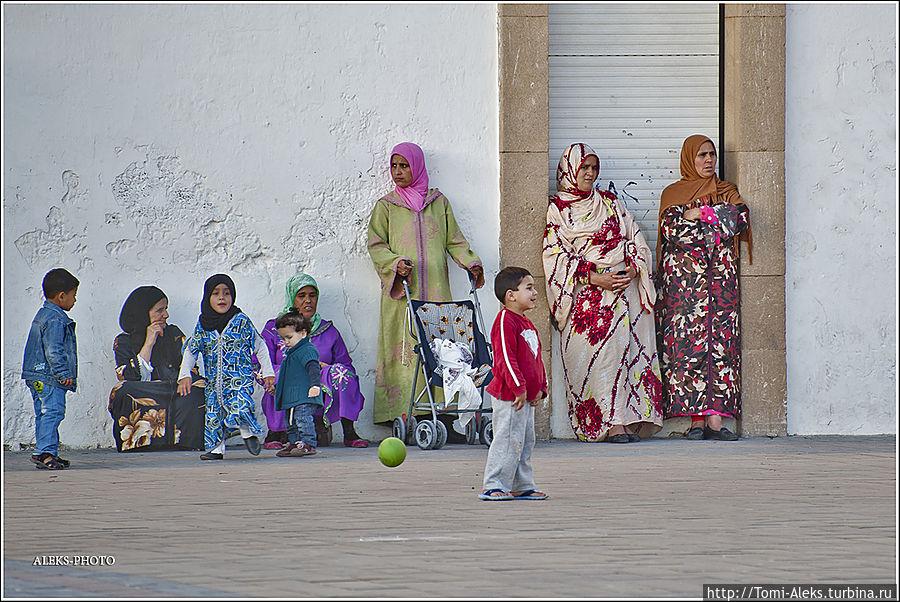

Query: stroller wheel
434;419;448;450
415;420;437;450
465;419;478;445
392;417;406;445
480;418;493;447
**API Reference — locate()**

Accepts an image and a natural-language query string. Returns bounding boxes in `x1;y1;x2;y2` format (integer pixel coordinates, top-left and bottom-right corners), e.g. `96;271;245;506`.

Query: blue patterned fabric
185;312;265;449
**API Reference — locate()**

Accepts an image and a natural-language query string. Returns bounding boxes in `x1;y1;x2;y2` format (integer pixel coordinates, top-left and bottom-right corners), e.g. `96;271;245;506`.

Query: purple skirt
261;362;365;430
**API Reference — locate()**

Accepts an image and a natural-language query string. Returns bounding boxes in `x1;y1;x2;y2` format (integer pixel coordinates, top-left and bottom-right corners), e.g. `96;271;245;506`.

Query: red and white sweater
485;308;548;402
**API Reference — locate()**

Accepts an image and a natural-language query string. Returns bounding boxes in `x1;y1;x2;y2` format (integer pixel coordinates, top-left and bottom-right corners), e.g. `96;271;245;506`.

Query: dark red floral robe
655;199;750;418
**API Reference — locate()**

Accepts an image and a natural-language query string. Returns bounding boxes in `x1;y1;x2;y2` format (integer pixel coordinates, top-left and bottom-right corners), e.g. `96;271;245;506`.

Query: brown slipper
289;443;317;457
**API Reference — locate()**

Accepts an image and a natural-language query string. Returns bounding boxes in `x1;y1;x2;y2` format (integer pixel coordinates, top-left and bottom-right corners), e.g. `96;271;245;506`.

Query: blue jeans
27;380;67;456
286;404;317;448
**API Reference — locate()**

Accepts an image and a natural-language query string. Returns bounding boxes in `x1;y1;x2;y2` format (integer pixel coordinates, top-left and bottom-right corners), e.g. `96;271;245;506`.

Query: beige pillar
499;4;787;438
498;4;552;438
723;4;787;436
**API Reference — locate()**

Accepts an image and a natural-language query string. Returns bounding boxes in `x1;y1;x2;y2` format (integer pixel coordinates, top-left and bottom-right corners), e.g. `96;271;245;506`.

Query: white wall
2;4;500;449
785;4;897;434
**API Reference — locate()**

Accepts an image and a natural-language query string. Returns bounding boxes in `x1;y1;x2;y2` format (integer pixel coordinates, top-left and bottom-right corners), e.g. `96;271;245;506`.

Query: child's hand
177;377;192;396
263;376;275;394
528;398;540;407
60;377;73;387
308;386;321;398
512;393;526;411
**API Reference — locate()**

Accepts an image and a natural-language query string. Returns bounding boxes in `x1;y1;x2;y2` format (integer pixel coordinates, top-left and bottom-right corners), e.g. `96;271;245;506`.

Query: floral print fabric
542;158;663;441
107;379;206;451
655;200;750;418
556;272;664;442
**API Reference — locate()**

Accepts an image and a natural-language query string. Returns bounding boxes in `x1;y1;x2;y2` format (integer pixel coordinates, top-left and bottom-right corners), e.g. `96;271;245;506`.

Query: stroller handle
402;278;418;340
466;271;489;355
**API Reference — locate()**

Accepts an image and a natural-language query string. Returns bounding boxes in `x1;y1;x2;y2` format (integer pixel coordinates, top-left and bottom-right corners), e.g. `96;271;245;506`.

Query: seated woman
256;274;369;448
108;286;205;451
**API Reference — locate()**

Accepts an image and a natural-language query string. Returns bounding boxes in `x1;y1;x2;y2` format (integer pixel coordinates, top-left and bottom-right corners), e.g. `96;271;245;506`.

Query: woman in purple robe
255;274;369;448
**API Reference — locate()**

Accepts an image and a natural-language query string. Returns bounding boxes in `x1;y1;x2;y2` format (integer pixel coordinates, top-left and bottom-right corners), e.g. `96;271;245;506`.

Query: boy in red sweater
479;267;548;501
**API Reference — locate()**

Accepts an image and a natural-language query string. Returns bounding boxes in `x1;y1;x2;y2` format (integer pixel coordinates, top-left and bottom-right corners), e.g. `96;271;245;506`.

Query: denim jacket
21;300;78;392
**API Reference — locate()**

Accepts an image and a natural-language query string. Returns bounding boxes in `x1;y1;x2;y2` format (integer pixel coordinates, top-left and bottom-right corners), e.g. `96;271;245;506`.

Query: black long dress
109;325;206;452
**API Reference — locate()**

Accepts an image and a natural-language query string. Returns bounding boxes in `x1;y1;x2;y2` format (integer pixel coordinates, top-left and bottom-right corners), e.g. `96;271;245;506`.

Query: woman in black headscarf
114;286;185;382
108;286;205;451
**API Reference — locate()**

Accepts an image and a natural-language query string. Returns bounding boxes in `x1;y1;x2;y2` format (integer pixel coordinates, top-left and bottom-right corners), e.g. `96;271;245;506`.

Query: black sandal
34;453;66;470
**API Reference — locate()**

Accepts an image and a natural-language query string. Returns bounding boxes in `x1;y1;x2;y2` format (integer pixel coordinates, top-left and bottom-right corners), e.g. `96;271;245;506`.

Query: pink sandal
263;441;284;450
343;439;369;448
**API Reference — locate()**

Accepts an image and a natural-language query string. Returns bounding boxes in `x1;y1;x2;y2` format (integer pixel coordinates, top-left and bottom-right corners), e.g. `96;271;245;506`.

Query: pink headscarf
390;142;429;212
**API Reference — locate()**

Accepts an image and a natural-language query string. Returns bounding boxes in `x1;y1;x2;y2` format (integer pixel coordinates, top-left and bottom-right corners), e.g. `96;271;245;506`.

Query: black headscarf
119;286;168;351
199;274;242;333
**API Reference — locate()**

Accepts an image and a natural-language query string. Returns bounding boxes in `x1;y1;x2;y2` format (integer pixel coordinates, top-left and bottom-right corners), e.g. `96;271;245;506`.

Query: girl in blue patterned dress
177;274;275;460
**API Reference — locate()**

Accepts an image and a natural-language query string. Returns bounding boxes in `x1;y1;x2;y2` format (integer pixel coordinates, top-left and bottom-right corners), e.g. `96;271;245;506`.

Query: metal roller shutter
549;3;720;261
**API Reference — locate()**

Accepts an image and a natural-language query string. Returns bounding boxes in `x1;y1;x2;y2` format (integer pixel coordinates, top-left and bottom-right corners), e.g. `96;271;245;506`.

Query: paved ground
2;435;896;598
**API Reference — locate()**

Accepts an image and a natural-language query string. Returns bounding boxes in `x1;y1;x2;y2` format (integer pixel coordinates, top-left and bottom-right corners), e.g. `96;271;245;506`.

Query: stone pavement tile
3;436;895;598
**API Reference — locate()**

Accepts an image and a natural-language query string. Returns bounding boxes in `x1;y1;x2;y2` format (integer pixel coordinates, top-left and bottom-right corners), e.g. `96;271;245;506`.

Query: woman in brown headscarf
655;135;752;441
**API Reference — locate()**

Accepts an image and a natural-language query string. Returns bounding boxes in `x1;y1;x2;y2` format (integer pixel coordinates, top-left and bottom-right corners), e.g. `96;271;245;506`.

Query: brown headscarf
657;134;752;267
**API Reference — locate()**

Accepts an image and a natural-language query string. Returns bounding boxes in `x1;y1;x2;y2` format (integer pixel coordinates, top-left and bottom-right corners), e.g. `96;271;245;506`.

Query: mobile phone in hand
616;270;627;275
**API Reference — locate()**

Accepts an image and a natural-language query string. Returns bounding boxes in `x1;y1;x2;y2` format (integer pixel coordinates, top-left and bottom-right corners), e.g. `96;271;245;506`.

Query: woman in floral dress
655;135;751;441
542;143;663;443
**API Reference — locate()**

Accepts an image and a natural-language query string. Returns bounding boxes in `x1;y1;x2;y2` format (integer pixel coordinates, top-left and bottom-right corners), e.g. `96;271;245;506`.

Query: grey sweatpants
482;395;536;493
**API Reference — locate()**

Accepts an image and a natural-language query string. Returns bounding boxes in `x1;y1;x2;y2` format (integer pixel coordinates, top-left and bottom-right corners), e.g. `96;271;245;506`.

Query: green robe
367;188;482;424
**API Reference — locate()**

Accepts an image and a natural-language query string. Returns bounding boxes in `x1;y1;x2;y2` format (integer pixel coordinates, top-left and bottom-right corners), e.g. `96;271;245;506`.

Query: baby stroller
392;272;494;450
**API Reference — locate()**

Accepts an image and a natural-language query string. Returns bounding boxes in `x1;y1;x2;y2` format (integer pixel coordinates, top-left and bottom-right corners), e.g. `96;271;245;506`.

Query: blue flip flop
512;489;548;500
478;488;513;501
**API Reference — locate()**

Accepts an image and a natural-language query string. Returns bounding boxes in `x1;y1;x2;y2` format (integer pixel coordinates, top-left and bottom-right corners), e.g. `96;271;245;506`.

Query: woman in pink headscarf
367;142;484;425
542;142;663;443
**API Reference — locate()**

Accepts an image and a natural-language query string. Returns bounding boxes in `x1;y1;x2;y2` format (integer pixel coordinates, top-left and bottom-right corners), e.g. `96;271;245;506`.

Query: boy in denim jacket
21;268;79;470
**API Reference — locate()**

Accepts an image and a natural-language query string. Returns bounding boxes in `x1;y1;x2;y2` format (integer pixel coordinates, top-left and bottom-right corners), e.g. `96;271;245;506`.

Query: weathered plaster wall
785;4;896;434
2;4;500;449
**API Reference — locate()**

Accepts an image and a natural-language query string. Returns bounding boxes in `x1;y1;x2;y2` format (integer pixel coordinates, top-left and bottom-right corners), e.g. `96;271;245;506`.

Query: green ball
378;437;407;468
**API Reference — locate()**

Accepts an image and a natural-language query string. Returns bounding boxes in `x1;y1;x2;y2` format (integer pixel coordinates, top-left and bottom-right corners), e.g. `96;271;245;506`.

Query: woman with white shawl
542;143;663;443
